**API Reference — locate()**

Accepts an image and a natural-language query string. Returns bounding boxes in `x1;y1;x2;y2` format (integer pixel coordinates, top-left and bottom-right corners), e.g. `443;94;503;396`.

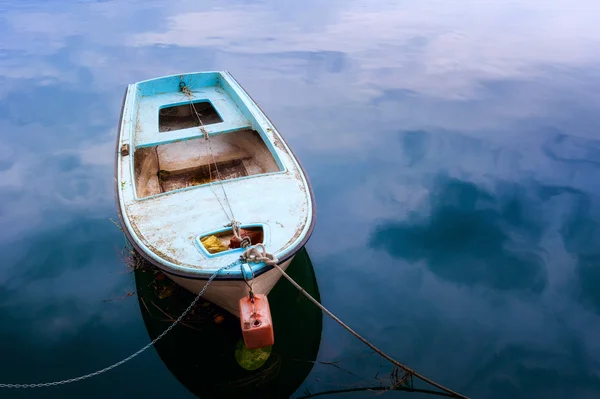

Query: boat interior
158;101;223;132
134;128;279;198
131;75;282;199
199;226;265;254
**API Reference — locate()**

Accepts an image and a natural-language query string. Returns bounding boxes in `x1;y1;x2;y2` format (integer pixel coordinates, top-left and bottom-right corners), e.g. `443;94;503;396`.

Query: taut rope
242;246;470;399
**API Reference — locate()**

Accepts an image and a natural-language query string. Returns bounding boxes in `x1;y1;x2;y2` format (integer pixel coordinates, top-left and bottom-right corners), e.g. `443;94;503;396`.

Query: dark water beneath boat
1;1;600;398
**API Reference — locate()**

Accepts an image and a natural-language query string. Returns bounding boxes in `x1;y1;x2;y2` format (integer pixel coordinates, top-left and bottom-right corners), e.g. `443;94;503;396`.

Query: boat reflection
132;247;322;398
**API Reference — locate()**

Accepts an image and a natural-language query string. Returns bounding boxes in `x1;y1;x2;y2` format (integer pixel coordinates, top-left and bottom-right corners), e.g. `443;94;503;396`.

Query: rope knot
227;220;252;248
242;244;279;266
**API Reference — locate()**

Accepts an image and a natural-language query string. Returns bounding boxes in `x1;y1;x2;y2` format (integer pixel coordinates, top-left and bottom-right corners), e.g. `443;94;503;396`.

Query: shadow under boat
132;246;322;399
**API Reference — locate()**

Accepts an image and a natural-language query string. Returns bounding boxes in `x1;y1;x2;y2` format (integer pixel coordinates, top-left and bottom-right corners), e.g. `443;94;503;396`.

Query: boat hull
118;217;301;316
165;257;294;316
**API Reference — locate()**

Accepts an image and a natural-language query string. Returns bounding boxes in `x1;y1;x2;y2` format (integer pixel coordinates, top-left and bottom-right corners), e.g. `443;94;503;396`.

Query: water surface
1;1;600;398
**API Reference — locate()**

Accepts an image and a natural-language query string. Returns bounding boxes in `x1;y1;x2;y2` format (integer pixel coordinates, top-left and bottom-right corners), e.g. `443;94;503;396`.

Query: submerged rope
243;247;470;399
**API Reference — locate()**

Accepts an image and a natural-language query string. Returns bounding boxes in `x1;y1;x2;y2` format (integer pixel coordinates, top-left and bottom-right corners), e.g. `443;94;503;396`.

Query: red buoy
239;294;274;349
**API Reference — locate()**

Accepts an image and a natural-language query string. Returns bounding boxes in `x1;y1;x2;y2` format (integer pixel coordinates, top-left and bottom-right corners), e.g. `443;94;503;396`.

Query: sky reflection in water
1;0;600;398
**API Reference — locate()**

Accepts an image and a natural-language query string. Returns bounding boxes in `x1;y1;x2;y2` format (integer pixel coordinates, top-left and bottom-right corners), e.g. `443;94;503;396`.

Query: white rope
180;80;252;251
181;82;237;223
242;244;279;266
229;220;251;247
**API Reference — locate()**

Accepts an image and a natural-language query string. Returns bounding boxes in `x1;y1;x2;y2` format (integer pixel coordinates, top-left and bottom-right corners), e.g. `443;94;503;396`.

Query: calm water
2;1;600;398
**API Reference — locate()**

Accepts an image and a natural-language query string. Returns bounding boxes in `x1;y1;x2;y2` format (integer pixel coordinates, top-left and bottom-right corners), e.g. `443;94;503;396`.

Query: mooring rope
0;261;239;389
180;80;254;252
180;80;237;225
242;247;470;399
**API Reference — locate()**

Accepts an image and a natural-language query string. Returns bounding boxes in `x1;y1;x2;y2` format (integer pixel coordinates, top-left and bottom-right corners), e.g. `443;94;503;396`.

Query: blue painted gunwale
115;71;315;281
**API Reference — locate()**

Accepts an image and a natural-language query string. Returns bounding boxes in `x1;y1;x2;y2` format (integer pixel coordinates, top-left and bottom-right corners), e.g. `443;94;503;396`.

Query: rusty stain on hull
270;134;286;152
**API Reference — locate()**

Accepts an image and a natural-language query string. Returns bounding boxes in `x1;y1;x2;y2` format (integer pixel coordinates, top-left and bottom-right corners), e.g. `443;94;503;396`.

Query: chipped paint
116;71;315;282
270;134;286;152
282;222;306;250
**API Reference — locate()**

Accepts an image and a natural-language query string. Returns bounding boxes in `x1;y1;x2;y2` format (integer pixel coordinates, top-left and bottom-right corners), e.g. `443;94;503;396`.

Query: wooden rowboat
114;71;315;316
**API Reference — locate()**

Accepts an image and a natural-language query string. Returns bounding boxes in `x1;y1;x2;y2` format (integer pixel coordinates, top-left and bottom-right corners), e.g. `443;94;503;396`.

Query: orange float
239;293;274;349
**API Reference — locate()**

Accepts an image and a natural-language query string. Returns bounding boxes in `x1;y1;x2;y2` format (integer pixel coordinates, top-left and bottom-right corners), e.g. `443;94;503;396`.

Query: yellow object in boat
200;235;229;254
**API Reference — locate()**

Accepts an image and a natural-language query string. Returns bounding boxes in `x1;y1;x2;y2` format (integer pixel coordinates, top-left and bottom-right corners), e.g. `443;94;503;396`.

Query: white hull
167;257;294;317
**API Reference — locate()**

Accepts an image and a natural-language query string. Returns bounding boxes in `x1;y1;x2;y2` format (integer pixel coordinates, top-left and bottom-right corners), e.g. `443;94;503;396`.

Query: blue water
2;1;600;398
